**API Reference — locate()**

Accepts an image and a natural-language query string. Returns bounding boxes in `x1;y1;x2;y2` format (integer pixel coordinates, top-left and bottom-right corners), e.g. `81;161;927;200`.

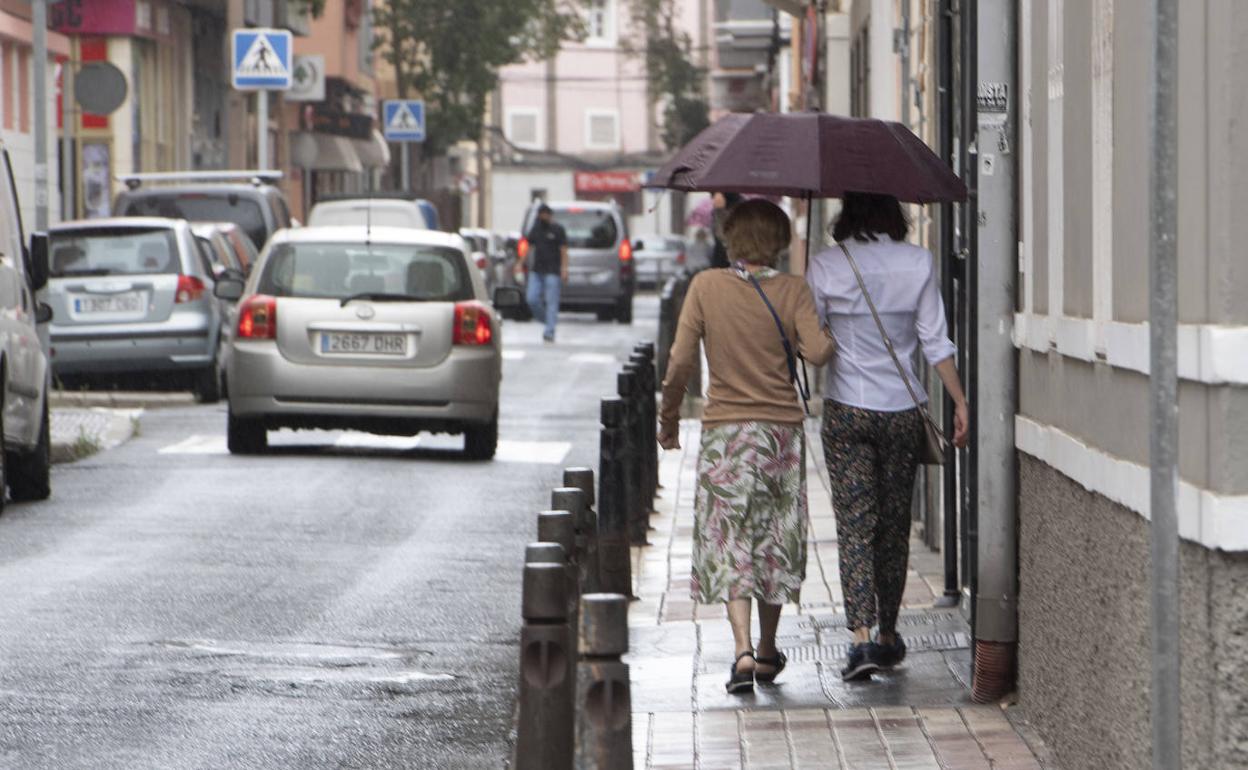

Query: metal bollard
516;563;574;770
553;486;600;595
629;348;658;509
597;398;633;597
634;342;661;493
526;541;567;565
617;368;647;546
564;467;596;507
573;593;633;770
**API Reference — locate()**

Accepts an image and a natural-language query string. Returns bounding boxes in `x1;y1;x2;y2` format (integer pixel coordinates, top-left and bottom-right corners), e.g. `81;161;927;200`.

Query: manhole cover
784;631;971;663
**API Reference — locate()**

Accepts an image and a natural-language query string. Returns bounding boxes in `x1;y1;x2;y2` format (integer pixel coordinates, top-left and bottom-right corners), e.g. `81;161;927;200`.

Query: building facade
490;0;702;237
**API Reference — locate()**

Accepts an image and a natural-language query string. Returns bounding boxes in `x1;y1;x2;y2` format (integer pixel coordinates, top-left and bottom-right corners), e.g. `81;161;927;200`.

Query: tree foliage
373;0;585;155
625;0;709;150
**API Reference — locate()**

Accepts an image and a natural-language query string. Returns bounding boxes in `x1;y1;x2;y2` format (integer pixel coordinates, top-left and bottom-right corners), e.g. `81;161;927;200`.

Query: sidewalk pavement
626;419;1056;769
50;407;141;463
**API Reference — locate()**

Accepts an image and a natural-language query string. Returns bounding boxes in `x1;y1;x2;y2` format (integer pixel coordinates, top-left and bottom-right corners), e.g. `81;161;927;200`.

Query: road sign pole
400;143;410;192
256;92;269;171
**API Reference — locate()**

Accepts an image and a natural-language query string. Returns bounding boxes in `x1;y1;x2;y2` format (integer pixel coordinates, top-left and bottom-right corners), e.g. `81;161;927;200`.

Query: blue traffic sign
232;29;293;90
383;100;426;142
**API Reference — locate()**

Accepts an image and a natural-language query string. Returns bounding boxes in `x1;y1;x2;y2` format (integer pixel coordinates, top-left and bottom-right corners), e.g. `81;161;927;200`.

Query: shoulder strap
742;270;811;411
838;243;945;440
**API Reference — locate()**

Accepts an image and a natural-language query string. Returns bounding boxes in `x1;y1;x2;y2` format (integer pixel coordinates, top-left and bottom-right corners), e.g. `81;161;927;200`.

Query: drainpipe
959;0;980;643
934;0;959;609
969;0;1018;705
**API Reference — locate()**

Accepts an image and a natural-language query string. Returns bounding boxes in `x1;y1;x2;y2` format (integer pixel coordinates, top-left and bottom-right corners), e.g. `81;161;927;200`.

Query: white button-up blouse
806;238;957;412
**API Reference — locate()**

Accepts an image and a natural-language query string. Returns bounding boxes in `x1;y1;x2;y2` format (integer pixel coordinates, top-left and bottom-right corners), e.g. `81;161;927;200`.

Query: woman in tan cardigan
659;200;835;694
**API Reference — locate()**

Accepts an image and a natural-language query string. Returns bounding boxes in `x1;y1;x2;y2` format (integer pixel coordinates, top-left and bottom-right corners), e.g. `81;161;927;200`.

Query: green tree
373;0;585;156
625;0;709;150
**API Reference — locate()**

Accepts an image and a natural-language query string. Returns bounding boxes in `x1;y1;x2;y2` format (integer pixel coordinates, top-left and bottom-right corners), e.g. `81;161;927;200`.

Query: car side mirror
35;302;53;324
213;277;245;301
492;286;523;310
29;232;49;291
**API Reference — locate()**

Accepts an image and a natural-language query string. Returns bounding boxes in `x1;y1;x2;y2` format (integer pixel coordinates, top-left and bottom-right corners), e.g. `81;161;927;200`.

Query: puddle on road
131;639;456;694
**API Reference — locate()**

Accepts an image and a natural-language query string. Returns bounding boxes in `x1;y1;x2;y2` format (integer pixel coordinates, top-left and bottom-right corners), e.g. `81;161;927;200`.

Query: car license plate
74;292;143;314
320;332;407;356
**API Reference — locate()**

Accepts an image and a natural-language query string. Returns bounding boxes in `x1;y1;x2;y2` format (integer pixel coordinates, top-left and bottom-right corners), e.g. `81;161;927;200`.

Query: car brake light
517;237;530;259
237;295;277;339
175;275;205;304
618;240;633;262
475;254;487;270
453;301;493;346
676;249;686;264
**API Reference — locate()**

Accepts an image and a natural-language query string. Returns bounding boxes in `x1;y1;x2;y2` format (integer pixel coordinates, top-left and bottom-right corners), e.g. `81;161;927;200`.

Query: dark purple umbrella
647;112;967;203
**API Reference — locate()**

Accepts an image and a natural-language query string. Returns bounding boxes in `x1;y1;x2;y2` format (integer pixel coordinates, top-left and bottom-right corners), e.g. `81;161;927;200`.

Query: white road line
501;350;527;361
569;353;616;364
159;433;571;464
495;440;571;465
159;435;228;455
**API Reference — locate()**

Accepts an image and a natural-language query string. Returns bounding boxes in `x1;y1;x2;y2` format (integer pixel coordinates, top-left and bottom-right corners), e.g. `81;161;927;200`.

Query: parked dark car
114;171;295;251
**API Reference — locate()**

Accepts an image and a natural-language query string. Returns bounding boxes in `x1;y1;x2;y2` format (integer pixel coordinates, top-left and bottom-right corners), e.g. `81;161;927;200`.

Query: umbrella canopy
647;112;967;203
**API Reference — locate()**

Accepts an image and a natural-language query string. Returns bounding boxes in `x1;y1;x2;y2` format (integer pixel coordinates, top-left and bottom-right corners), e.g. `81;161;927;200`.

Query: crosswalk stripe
157;434;570;464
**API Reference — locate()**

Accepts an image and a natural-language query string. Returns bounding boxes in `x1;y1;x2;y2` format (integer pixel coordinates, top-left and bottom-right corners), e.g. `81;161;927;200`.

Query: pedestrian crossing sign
232;29;293;90
383;100;426;142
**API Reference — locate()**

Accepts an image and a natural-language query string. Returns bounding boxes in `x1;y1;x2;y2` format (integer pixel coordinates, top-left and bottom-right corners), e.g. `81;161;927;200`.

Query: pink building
490;0;707;237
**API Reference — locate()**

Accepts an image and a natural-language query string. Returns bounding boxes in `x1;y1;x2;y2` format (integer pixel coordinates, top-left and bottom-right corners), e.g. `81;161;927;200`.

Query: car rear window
307;203;425;229
551;209;619;249
50;227;181;277
257;242;473;302
121;193;268;249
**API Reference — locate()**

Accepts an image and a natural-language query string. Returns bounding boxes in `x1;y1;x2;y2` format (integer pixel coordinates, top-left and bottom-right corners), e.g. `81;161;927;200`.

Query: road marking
495;440;571;465
158;434;571;464
501;350;527;361
159;435;228;455
569;353;616;364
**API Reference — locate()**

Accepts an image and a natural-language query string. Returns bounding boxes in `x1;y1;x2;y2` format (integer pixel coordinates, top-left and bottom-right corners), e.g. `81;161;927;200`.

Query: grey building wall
1061;0;1092;319
1018;456;1247;769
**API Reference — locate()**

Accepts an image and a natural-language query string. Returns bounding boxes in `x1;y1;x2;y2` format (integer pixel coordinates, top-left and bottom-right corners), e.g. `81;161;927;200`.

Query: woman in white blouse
806;192;969;682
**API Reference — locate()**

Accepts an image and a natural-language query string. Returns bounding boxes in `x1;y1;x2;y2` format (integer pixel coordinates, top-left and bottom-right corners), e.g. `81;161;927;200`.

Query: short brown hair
722;199;791;266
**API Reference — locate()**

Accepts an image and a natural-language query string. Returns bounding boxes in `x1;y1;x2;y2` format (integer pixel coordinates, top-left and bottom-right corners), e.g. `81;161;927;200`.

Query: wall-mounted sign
74;62;128;116
51;0;174;38
310;106;373;140
574;171;640;194
287;55;325;102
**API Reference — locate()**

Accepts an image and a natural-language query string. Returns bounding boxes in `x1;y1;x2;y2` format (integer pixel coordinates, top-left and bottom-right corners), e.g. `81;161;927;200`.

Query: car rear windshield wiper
339;292;425;307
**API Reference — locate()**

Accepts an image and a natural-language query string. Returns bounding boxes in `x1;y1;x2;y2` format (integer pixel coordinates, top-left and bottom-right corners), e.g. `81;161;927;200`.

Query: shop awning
354;130;392;168
290;132;363;172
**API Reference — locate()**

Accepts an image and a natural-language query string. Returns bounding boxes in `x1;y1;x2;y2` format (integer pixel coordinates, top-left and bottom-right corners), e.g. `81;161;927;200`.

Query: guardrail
514;342;660;770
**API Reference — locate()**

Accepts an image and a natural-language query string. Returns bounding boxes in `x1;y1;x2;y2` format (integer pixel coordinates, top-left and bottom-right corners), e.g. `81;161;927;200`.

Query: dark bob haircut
832;192;910;243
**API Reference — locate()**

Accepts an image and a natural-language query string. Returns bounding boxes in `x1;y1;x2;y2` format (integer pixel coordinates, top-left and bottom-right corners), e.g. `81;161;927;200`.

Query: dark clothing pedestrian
820;401;923;634
525;220;567;275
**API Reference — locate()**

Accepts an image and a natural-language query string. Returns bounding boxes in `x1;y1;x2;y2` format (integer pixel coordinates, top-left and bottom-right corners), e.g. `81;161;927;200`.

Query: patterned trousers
821;401;922;633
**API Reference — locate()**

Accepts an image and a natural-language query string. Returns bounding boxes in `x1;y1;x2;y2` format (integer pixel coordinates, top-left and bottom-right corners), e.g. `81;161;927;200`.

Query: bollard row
517;466;632;770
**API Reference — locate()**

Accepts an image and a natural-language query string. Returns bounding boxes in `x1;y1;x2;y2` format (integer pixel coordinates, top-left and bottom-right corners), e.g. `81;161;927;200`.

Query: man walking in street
520;204;568;343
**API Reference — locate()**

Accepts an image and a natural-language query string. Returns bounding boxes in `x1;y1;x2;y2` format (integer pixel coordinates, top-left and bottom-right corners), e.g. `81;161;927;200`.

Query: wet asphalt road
0;297;659;769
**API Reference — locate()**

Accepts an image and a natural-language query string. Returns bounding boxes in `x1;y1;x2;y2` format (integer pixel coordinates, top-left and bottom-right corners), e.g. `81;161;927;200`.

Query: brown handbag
839;243;949;465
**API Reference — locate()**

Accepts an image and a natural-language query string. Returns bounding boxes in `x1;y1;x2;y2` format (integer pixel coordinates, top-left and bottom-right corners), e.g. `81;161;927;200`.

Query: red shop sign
574;171;640;193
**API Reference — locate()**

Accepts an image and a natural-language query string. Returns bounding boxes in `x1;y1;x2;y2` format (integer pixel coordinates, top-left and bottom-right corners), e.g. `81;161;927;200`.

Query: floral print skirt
691;421;808;605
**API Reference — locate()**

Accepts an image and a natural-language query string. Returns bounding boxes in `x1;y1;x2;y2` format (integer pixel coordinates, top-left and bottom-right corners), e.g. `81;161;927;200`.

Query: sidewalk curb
49;391;195;410
50;408;142;464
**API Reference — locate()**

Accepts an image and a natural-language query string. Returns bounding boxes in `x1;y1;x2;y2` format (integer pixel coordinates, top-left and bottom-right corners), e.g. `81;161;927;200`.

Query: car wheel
194;362;223;404
615;296;634;325
9;395;51;502
596;308;614;322
227;411;267;455
463;411;499;461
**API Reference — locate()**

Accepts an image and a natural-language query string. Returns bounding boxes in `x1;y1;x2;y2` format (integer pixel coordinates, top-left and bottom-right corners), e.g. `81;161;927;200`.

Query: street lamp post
32;0;49;230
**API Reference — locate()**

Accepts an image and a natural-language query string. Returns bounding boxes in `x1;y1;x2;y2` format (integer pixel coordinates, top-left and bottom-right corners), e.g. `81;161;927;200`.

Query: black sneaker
840;642;880;681
875;634;907;669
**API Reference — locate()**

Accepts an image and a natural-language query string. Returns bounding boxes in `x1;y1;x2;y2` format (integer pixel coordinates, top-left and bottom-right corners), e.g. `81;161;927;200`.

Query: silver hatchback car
46;217;224;401
217;227;521;459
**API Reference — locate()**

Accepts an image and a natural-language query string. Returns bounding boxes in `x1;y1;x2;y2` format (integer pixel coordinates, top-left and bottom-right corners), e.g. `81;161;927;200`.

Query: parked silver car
217;226;522;459
631;234;686;288
46;217;224;402
519;201;633;323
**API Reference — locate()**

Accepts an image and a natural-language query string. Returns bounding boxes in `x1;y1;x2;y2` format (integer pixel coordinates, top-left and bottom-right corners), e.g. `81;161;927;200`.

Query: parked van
0;143;55;508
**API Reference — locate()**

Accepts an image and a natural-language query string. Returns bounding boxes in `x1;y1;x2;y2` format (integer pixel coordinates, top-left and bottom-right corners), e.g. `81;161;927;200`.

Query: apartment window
18;48;29;133
506;107;543;149
850;25;870;117
2;43;12;131
586;0;616;44
585;110;620;150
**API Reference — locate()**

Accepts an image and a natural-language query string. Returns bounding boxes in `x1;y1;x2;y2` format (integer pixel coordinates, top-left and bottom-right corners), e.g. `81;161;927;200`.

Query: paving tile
698;710;743;769
872;707;941;769
647;710;695;769
827;709;888;770
784;709;842;769
740;710;792;769
915;708;990;770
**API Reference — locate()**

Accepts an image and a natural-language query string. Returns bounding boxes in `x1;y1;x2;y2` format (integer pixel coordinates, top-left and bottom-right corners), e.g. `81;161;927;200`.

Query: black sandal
725;651;755;694
753;650;787;684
